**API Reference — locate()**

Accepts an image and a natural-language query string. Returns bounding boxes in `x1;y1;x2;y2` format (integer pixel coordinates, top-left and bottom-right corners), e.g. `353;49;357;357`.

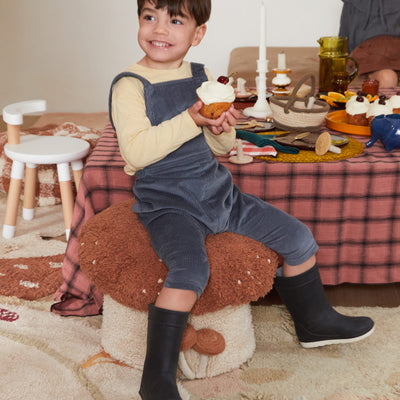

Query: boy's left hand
189;102;240;135
208;105;240;135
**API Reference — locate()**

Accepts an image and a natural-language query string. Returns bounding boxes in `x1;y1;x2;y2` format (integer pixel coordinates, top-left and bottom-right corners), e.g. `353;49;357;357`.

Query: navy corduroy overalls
109;63;318;297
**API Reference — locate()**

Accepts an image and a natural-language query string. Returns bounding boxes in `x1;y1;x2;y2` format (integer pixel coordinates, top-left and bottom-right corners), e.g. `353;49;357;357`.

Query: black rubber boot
139;304;189;400
274;264;374;348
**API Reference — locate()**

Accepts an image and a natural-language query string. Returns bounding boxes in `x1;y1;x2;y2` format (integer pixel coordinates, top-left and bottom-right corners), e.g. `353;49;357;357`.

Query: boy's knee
165;259;210;297
190;264;210;296
290;219;314;243
283;221;318;265
369;69;399;88
165;273;209;298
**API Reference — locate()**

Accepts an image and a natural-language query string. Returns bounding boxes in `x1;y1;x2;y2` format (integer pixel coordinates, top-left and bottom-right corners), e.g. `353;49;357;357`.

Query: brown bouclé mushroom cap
79;199;278;316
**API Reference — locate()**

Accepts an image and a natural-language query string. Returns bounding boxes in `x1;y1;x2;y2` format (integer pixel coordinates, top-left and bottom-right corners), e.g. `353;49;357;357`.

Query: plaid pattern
51;129;134;316
52;87;400;316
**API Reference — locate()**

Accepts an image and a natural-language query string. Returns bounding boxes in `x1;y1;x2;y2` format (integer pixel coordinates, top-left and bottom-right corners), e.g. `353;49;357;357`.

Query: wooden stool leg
71;160;84;190
57;162;74;240
3;160;25;239
7;124;21;145
22;163;37;221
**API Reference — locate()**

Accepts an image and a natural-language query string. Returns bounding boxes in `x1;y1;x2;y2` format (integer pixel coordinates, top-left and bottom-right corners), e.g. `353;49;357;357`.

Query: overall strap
108;63;207;131
190;62;207;80
108;71;150;131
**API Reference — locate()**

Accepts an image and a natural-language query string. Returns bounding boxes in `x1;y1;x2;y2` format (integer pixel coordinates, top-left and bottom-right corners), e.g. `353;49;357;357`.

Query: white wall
0;0;342;113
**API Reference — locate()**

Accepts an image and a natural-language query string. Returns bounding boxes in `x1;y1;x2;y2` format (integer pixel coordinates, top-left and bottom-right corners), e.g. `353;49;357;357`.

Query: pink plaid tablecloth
52;88;400;316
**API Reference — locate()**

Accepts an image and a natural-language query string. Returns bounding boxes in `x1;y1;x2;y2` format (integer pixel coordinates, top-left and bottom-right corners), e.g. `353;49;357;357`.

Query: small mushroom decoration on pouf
78;198;279;380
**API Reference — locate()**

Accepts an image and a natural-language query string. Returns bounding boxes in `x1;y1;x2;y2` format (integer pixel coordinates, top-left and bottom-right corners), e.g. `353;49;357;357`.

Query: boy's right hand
188;101;239;135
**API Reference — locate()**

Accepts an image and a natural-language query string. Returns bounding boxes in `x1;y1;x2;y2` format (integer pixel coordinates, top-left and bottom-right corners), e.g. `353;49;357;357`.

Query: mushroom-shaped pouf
78;198;279;379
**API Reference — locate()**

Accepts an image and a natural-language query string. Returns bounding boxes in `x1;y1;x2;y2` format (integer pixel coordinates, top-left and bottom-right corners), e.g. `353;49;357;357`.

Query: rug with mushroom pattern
0;197;66;299
0;297;399;400
1;194;400;399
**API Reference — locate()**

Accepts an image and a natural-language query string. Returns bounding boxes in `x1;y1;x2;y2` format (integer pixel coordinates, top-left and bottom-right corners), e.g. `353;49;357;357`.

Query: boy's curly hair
137;0;211;26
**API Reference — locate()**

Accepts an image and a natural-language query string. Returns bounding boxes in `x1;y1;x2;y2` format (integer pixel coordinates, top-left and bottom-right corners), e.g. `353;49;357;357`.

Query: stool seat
4;135;89;165
79;198;279;379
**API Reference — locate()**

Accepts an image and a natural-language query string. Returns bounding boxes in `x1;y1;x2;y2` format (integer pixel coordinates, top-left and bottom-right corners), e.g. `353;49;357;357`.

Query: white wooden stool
2;100;90;239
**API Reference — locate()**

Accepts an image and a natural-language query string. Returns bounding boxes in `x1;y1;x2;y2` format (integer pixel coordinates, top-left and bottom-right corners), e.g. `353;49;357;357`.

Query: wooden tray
326;110;371;136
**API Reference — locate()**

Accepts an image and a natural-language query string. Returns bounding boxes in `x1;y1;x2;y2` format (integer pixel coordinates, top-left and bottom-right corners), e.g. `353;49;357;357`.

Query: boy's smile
150;40;171;49
137;1;206;69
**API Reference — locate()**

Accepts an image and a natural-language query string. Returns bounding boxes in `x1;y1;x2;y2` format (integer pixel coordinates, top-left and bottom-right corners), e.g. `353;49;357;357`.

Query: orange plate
326;110;371;136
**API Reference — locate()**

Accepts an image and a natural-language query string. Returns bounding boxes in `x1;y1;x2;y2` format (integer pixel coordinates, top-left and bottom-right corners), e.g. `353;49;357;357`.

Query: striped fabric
230;140;278;157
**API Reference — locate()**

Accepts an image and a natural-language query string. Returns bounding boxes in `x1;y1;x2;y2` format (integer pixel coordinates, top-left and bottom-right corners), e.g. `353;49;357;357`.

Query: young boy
109;1;374;399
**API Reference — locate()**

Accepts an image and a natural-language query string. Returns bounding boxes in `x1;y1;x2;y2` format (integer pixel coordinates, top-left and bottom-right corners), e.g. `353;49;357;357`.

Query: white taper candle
259;0;266;61
278;52;286;69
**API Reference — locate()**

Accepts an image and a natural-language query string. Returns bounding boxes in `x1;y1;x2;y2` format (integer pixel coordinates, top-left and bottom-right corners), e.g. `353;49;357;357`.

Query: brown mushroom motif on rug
0;254;64;300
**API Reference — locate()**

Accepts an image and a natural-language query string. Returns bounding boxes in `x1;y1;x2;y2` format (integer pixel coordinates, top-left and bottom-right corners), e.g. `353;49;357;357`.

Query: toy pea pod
367;114;400;151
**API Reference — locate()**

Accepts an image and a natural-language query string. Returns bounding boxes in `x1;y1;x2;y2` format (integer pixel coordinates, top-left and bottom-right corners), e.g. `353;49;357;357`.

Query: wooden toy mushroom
78;198;279;379
315;131;342;156
229;139;253;164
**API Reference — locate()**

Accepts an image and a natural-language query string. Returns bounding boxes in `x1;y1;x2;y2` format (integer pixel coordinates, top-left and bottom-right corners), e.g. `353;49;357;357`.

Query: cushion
228;46;365;90
350;35;400;75
0;122;101;207
78;198;279;316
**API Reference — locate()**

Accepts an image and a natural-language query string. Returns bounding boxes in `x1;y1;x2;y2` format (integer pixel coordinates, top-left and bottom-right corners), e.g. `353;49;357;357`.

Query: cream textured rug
1;178;399;399
0;296;399;400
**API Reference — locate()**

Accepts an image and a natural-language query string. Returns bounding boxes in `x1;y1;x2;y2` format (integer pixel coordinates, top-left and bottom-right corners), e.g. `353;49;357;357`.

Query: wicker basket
269;74;330;131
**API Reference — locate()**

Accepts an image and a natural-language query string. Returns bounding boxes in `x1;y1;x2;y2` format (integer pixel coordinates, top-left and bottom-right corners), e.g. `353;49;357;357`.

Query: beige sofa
227;46;363;89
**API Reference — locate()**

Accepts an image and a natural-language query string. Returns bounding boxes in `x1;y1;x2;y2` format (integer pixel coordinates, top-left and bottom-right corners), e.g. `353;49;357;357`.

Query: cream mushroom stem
315;131;342;156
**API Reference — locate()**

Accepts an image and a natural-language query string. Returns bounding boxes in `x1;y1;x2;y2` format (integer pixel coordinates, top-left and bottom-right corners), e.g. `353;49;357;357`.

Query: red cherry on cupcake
217;75;229;85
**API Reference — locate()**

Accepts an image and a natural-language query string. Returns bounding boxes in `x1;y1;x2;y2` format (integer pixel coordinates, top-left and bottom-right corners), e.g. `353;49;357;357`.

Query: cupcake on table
366;96;393;125
346;95;369;126
388;93;400;114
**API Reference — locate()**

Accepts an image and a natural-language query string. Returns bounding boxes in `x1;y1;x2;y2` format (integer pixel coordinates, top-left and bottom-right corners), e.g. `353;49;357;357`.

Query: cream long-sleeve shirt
110;61;236;176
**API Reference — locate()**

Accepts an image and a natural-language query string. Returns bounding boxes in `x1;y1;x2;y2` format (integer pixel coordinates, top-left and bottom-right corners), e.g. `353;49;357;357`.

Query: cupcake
366;97;393;125
196;80;235;119
347;92;368;105
388;94;400;114
346;95;369;126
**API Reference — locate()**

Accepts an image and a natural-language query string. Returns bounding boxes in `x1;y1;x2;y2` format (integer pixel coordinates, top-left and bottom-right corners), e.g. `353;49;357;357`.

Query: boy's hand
189;101;240;135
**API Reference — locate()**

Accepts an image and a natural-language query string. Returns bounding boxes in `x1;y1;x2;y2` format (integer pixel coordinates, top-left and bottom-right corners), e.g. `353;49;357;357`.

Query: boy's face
137;1;206;69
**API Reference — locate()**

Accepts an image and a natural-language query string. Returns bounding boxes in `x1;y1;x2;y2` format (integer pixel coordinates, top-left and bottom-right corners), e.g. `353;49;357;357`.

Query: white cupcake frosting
346;97;369;115
347;94;368;105
388;95;400;109
196;81;235;105
366;99;393;118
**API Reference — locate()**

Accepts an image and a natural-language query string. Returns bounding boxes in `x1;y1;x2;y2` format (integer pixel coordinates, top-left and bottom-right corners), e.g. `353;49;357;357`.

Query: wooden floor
256;283;400;308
